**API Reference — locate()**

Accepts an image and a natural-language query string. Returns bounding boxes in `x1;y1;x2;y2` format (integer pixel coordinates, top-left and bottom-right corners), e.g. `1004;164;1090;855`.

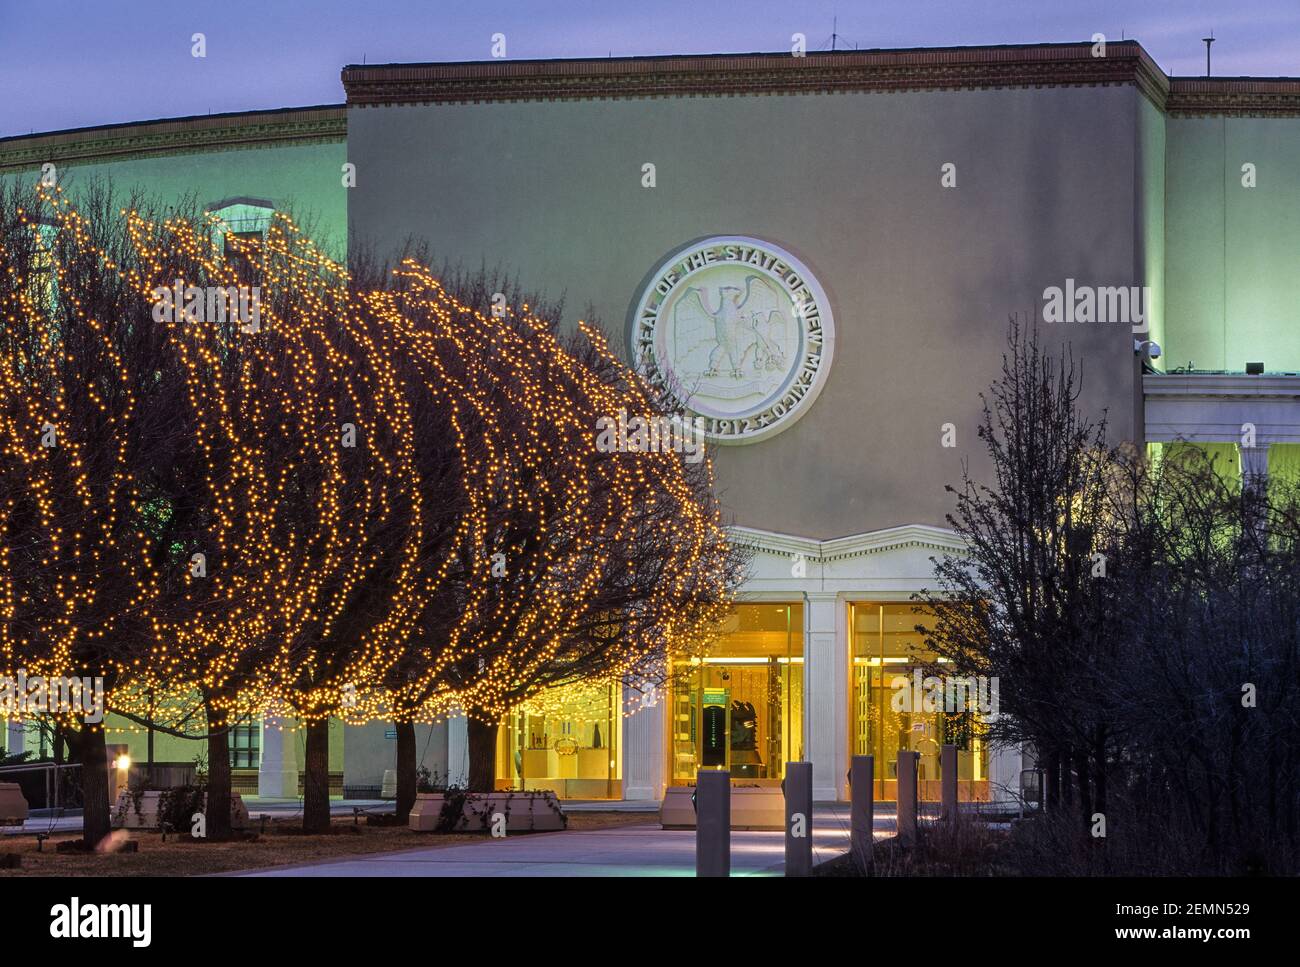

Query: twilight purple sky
2;0;1297;138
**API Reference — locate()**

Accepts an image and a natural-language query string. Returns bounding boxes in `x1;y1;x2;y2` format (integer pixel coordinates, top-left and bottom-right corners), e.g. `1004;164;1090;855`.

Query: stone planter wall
409;791;566;833
660;784;785;830
112;789;250;830
0;782;28;824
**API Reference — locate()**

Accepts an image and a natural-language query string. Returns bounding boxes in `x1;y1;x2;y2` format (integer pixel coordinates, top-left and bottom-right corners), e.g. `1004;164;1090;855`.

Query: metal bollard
940;743;958;823
695;770;730;877
850;755;874;873
896;750;919;847
784;761;813;877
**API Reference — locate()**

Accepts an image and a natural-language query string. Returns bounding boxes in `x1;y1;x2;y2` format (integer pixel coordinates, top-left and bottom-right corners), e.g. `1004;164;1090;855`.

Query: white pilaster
805;592;846;801
622;684;665;800
5;719;24;756
1239;442;1270;483
257;714;299;799
988;741;1024;806
446;713;469;787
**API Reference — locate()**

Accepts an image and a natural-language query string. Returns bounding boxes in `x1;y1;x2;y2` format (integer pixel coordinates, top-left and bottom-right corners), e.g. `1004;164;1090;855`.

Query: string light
0;183;735;740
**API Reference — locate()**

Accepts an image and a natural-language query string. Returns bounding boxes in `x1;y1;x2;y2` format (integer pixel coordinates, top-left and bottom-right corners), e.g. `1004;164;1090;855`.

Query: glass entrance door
850;602;989;802
669;603;803;785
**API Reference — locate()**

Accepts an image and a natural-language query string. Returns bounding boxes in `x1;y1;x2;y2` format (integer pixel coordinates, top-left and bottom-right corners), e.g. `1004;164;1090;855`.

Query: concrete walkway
1;809;84;836
237;804;893;877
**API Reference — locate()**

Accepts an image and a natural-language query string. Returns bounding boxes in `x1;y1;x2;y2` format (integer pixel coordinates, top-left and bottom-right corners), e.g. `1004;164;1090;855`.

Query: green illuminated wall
1;140;348;259
1165;116;1300;373
1137;97;1166;353
102;713;346;776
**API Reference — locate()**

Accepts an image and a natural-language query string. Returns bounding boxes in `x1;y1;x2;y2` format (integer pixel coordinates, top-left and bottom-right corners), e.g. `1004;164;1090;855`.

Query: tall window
230;724;260;769
206;196;275;271
28;218;59;311
850;602;990;802
668;603;803;785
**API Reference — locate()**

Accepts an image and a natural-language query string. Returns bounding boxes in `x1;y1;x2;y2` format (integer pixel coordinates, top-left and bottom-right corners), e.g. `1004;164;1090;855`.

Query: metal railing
0;760;82;810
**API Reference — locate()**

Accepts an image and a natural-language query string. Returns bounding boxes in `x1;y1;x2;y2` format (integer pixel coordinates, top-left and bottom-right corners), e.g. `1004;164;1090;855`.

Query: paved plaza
236;803;891;877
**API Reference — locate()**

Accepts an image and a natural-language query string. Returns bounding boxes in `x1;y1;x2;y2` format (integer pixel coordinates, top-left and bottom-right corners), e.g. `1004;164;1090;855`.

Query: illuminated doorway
668;603;804;785
850;602;989;802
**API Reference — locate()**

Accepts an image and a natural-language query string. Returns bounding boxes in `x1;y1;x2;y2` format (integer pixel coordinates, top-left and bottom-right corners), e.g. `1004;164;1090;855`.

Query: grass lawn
0;810;651;877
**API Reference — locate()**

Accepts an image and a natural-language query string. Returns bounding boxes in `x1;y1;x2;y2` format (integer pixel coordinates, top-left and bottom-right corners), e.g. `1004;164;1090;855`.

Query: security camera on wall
1135;339;1162;361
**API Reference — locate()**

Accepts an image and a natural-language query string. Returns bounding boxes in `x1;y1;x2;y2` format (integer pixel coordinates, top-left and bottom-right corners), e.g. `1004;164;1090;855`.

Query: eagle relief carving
632;237;835;444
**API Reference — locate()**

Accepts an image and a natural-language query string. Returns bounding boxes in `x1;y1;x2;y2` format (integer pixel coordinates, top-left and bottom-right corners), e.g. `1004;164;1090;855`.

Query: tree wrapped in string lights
0;183;433;838
1;181;741;843
0;180;216;845
368;260;744;796
115;201;443;834
122;200;440;836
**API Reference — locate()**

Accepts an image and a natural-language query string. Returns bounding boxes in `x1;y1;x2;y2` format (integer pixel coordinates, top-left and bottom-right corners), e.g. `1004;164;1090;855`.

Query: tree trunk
78;722;111;848
205;702;232;841
302;717;331;833
1043;749;1060;813
395;720;417;824
64;724;83;764
146;688;155;769
1092;726;1107;819
1075;749;1094;851
466;713;497;793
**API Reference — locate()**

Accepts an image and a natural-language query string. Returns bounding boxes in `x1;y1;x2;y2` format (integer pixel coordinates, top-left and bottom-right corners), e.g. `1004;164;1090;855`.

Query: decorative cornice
1166;78;1300;117
0;106;346;173
343;42;1171;111
207;196;278;210
1143;373;1300;400
729;523;967;561
1144;374;1300;446
5;44;1295;179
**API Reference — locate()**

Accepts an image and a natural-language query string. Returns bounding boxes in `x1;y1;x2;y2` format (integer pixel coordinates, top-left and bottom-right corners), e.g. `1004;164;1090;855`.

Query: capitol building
5;40;1300;807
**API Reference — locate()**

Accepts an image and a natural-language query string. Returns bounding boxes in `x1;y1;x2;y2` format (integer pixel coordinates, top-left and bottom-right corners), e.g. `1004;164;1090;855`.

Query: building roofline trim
1166;77;1300;117
342;42;1171;110
0;106;347;173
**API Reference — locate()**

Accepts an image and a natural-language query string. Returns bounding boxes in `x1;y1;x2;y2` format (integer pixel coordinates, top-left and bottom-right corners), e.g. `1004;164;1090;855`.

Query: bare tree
919;319;1116;835
922;320;1300;873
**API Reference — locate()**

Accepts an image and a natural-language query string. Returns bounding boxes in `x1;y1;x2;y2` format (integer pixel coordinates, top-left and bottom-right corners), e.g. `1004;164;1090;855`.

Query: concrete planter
0;782;29;824
112;789;250;830
660;784;785;830
409;791;567;833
